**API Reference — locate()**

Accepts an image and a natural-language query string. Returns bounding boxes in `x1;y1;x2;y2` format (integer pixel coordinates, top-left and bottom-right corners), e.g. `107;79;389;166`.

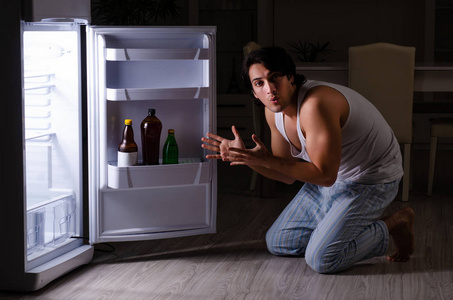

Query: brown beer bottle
117;119;138;167
140;108;162;165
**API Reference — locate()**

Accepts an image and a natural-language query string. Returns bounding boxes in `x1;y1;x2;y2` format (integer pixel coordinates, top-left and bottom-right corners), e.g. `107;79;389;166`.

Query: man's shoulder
303;84;340;97
299;85;350;127
301;83;346;107
300;87;328;110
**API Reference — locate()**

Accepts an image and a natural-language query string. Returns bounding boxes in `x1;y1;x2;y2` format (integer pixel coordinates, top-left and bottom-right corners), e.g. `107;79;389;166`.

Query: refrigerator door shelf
107;159;210;189
95;183;213;242
106;48;209;61
106;87;209;101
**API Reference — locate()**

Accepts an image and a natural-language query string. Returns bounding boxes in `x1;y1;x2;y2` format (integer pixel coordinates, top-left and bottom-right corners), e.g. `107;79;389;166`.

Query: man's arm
201;113;297;184
243;109;299;184
227;87;346;187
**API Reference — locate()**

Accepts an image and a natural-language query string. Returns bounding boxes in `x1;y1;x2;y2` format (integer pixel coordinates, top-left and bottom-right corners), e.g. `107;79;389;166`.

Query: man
201;47;414;274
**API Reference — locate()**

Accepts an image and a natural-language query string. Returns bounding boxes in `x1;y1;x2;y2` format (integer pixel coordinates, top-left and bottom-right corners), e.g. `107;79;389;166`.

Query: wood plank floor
1;149;452;300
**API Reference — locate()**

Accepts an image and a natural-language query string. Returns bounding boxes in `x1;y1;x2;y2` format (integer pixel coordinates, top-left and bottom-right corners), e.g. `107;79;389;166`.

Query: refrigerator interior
88;27;217;243
23;22;83;268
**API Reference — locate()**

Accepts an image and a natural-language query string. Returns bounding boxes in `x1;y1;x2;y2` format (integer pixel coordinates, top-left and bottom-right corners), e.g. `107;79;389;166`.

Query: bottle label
117;151;138;167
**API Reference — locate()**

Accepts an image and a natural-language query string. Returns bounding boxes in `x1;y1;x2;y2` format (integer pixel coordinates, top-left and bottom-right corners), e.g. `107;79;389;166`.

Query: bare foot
381;207;415;262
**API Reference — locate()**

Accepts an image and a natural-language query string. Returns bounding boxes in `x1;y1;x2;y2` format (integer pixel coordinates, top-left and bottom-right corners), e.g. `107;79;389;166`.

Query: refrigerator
0;2;217;292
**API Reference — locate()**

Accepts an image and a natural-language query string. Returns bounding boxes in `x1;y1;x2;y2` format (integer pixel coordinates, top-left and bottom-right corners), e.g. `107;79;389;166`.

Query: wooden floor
1;149;452;300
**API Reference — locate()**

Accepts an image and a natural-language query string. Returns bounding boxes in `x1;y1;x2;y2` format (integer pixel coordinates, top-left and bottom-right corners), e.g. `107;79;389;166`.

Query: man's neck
281;84;301;119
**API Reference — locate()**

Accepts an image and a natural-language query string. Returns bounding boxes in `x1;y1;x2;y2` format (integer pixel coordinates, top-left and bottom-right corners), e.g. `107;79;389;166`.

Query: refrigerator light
24;43;70;60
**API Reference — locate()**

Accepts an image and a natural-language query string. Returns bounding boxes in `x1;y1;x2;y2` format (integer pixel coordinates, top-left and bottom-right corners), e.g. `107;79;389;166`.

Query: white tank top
275;80;403;184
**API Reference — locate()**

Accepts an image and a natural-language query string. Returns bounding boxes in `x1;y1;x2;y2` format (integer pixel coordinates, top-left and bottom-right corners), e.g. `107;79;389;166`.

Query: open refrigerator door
87;26;217;244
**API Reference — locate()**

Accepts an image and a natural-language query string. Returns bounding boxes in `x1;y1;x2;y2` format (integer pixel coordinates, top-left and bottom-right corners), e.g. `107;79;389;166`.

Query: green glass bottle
162;129;179;164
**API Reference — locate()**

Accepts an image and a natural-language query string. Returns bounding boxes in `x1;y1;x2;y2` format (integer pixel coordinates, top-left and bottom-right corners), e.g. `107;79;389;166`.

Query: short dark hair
241;47;306;93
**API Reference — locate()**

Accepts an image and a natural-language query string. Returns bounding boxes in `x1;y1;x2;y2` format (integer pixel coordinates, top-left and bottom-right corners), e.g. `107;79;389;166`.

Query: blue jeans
266;179;400;273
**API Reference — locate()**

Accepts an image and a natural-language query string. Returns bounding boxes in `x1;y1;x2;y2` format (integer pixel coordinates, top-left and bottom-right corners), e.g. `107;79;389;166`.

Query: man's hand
201;125;245;160
202;125;296;184
227;134;271;167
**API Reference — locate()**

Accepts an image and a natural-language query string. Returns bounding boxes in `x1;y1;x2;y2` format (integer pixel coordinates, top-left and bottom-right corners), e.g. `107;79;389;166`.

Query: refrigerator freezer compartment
97;184;212;241
106;48;209;61
106;87;209;101
107;159;210;189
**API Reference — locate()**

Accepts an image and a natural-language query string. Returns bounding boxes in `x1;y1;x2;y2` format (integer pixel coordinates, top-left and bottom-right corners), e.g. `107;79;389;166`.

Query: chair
428;118;453;196
349;43;416;202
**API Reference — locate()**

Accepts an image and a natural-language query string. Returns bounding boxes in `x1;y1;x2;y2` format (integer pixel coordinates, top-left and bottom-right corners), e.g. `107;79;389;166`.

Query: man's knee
265;228;306;256
305;244;345;274
265;229;284;255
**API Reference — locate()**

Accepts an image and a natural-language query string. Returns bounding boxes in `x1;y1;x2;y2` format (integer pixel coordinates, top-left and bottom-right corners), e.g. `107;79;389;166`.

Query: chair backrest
349;43;415;144
243;41;261;57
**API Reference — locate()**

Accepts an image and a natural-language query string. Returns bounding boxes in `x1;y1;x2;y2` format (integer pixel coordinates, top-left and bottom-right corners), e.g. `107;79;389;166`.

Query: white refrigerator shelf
106;48;209;61
106;87;208;101
107;158;210;189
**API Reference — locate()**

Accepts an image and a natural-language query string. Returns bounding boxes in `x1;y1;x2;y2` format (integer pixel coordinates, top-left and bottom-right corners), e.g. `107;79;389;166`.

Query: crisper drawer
99;184;212;238
108;161;210;189
27;193;76;258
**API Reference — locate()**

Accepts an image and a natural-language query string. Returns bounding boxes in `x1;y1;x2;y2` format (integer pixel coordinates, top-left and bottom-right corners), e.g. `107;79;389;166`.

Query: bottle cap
168;129;175;134
148;108;156;116
125;119;132;125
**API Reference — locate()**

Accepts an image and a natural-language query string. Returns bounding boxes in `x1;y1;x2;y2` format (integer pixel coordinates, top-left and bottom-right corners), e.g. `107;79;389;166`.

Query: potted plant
91;0;181;25
287;40;335;62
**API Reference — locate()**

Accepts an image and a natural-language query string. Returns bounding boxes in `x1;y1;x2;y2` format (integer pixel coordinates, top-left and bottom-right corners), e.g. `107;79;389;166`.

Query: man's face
249;63;296;113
